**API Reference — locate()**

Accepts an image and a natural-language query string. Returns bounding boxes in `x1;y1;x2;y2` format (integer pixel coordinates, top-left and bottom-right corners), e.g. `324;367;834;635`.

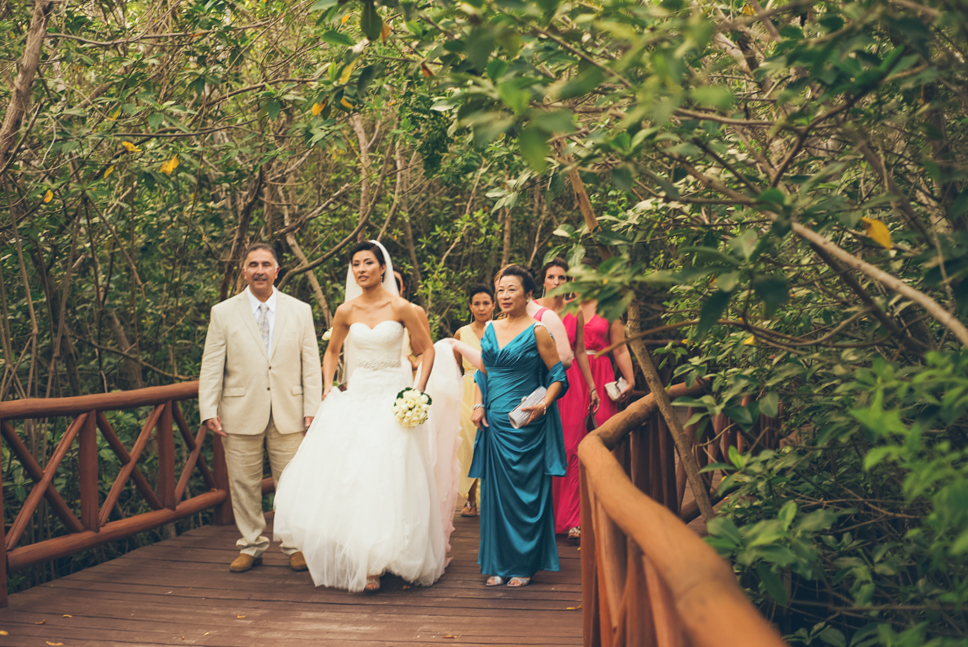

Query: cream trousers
222;417;303;557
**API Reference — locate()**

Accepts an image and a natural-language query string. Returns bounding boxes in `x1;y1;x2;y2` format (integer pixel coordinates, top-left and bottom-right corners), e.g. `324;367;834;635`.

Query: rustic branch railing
0;382;236;608
579;383;787;647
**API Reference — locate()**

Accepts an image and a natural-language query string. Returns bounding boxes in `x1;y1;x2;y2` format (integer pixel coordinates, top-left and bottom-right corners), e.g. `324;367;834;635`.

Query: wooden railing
0;382;233;607
578;383;787;647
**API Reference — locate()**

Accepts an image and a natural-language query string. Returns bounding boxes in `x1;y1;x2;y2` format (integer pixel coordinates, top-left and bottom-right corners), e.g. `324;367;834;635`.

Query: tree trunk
0;0;53;172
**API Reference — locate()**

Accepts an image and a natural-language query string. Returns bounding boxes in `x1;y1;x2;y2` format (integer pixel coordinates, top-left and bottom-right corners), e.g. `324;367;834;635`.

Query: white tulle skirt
273;342;461;592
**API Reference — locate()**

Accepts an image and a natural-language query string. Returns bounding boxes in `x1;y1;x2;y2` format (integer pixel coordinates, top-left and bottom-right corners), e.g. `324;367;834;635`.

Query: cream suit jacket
198;291;322;435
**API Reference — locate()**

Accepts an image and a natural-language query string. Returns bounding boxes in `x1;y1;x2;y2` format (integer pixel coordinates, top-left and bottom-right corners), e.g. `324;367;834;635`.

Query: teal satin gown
469;323;568;578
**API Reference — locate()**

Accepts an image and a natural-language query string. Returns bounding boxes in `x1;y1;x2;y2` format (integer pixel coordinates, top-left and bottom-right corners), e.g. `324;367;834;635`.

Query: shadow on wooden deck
0;512;583;646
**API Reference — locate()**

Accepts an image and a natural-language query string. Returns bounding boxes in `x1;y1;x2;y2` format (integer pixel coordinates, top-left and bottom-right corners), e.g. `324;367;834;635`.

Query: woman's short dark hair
540;256;569;283
468;284;494;302
499;264;536;296
349;240;385;266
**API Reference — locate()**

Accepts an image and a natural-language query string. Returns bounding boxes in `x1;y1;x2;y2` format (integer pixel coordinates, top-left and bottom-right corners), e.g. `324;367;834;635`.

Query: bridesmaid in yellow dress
453;284;495;517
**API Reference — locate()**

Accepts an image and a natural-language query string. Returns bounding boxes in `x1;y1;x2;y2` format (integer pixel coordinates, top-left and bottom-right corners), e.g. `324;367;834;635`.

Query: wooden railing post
579;461;600;647
79;410;99;531
212;434;233;525
0;422;8;608
158;402;176;510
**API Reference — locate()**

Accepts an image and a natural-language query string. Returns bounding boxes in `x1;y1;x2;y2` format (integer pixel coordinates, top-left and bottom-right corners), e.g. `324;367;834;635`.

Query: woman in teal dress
470;265;568;588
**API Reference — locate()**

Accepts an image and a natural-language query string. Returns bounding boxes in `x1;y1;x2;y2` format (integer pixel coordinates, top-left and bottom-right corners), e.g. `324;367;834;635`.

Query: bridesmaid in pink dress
535;259;600;539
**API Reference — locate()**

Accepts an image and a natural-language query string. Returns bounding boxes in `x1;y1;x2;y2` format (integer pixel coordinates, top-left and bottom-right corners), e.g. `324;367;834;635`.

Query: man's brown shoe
229;553;262;573
289;551;308;572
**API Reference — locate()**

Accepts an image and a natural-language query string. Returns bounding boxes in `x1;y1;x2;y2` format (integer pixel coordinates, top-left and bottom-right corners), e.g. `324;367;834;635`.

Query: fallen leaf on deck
46;642;64;646
236;615;246;619
35;620;45;625
62;614;72;618
443;635;460;639
566;604;583;610
204;632;210;636
402;584;411;589
0;630;8;636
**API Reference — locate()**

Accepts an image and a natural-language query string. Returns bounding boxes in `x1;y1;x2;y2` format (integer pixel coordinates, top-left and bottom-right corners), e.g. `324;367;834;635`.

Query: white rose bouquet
393;387;432;428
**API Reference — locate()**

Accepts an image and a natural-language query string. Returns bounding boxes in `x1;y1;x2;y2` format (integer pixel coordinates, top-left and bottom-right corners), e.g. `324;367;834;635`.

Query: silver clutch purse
508;386;547;429
604;377;628;401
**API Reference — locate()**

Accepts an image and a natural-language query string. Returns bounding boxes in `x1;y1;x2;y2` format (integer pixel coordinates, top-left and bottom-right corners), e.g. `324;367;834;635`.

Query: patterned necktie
257;302;270;353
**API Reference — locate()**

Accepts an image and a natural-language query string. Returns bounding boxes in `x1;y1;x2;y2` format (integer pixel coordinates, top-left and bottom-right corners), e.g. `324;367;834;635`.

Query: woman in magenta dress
536;258;636;539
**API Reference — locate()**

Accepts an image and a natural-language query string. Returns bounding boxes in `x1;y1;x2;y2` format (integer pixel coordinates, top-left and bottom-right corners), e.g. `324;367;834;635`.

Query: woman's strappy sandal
507;577;531;587
364;575;381;592
461;501;478;517
485;575;505;586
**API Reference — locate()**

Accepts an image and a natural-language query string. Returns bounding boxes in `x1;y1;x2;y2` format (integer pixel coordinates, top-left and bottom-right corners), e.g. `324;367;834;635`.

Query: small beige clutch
508;386;548;429
604;377;628;401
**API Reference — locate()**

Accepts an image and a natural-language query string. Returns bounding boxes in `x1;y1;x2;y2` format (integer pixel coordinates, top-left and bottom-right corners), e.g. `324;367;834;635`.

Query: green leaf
266;99;282;121
752;275;789;315
309;0;339;10
760;391;779;417
319;30;355;47
690;85;736;111
950;528;968;555
147;112;163;129
518;126;550;172
755;563;789;606
611;166;632;191
558;67;605;100
696;290;731;339
360;0;383;41
756;188;786;206
728;444;745;469
707;517;743;545
529;109;575;133
819;626;846;647
728;229;758;260
778;500;797;528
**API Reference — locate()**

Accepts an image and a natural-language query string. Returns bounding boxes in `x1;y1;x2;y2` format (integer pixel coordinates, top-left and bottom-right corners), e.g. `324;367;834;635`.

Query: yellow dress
456;325;482;501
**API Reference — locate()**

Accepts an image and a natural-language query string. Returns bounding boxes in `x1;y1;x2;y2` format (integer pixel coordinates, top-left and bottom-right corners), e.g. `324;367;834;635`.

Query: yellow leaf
237;615;246;619
104;165;115;179
420;63;434;78
62;614;72;618
311;102;324;116
742;3;756;15
43;189;52;203
860;217;892;249
744;336;755;345
46;642;64;646
107;108;120;121
121;141;140;153
341;14;351;23
339;60;356;84
0;630;8;636
161;155;179;175
381;20;390;42
35;620;45;625
340;97;354;109
443;636;460;640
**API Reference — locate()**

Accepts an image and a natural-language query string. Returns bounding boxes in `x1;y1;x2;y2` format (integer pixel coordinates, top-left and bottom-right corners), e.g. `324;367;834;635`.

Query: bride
273;240;461;593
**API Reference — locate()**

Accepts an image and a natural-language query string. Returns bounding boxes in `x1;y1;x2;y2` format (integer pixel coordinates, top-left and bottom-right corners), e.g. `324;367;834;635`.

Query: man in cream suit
199;243;322;573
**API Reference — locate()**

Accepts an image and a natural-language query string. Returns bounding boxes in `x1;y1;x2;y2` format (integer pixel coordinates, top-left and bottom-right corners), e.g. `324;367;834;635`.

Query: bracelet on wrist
473;403;485;410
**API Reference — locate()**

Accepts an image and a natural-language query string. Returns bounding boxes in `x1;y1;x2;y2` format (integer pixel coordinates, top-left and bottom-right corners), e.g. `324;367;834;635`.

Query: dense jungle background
3;0;968;644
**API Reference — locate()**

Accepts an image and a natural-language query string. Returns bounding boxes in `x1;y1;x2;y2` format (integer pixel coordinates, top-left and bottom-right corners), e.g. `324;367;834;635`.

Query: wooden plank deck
0;511;583;646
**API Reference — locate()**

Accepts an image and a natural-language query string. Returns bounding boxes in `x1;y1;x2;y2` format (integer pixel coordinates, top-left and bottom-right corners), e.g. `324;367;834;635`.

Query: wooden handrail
578;383;787;647
0;381;233;609
0;381;199;419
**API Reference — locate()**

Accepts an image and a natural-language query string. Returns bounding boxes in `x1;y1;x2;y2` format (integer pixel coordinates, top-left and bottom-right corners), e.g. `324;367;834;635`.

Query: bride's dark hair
350;240;385;267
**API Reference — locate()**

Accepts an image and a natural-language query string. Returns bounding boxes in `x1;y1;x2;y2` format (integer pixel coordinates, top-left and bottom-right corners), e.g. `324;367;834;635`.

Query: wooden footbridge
0;383;788;646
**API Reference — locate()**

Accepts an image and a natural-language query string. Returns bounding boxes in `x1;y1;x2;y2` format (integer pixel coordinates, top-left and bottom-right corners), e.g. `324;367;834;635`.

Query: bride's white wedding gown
273;320;461;592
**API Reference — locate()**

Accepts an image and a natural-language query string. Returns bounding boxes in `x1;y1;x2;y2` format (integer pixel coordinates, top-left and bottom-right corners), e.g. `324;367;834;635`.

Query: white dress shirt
246;286;277;355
